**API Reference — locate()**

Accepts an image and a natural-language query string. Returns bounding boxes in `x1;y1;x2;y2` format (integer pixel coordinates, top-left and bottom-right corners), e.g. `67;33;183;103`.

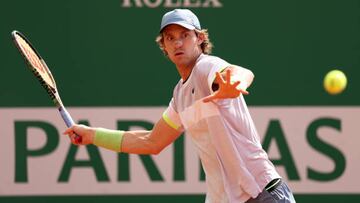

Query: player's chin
170;55;187;66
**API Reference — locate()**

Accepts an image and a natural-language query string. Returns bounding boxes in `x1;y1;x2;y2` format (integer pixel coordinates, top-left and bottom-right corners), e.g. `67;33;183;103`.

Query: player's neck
177;53;201;81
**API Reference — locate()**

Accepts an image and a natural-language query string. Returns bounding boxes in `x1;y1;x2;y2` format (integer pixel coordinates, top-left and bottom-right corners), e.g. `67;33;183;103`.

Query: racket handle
59;106;82;144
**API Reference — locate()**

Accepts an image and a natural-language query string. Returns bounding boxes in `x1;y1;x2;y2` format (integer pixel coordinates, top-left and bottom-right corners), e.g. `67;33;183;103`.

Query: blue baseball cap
160;9;201;32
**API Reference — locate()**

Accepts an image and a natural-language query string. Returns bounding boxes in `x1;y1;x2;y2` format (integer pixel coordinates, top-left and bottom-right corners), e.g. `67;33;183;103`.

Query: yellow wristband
93;128;124;152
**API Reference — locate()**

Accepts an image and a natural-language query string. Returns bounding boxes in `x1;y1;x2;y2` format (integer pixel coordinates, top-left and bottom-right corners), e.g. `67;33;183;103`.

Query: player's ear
196;31;205;45
162;43;169;56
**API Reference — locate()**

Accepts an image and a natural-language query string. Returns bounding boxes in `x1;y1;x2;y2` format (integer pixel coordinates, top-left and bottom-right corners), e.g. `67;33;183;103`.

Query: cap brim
160;21;196;32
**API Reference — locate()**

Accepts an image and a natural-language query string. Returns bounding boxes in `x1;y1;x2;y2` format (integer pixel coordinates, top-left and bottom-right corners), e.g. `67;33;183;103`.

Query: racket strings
15;35;45;73
15;34;56;89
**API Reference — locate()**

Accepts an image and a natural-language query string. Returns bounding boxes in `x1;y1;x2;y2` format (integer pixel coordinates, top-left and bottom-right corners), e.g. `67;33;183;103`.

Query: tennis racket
11;30;82;144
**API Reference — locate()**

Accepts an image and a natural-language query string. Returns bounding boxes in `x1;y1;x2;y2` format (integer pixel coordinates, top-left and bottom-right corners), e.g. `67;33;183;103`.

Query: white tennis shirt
163;54;281;203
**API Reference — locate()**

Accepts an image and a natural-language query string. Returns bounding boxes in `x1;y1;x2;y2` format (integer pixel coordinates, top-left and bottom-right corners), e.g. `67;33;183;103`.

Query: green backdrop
1;0;359;202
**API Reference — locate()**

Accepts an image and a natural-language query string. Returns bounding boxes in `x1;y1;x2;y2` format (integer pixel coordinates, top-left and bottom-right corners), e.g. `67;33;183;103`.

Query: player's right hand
63;124;95;145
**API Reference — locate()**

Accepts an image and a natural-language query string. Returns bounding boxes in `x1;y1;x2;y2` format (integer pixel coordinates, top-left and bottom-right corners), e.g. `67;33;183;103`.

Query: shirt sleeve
162;98;184;132
200;56;230;94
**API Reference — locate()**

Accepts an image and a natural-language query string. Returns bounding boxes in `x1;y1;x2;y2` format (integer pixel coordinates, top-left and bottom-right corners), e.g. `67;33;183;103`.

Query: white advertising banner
0;107;359;196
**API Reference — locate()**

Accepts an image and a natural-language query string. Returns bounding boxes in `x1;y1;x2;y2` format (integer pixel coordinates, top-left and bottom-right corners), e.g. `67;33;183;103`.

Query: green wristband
93;128;124;152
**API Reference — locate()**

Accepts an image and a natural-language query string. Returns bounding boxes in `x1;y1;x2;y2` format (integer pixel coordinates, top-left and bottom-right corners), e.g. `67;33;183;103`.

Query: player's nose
174;39;183;48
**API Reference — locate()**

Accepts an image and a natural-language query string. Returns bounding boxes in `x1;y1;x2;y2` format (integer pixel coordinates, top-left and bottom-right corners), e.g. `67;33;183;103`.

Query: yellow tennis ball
323;70;347;95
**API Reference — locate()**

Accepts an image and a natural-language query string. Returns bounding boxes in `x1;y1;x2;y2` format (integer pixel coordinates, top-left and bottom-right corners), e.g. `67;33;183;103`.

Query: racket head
12;30;58;100
11;31;82;144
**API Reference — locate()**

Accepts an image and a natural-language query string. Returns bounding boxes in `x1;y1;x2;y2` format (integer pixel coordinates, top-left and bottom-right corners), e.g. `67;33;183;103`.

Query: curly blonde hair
155;29;213;56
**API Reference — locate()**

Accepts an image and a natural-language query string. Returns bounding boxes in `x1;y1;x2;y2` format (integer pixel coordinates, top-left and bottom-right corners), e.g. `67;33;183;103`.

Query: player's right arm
64;117;182;155
121;117;182;154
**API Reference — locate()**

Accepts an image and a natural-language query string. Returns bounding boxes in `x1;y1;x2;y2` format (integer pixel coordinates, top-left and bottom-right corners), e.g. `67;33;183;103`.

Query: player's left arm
203;65;254;102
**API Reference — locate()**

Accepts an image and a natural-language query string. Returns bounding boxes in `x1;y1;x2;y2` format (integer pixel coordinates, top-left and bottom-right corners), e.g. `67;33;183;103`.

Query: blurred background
1;0;359;202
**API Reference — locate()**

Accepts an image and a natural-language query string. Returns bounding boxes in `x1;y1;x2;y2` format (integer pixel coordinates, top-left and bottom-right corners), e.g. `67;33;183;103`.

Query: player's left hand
203;69;249;103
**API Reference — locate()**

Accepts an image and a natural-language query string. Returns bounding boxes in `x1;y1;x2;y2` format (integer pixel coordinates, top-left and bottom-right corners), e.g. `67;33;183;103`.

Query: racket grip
59;106;82;144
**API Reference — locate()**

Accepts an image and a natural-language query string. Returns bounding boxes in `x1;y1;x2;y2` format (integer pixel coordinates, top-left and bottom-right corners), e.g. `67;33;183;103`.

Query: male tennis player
64;9;296;203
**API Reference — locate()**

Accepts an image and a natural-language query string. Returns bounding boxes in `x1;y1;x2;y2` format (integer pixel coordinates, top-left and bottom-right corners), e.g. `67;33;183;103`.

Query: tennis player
64;9;296;203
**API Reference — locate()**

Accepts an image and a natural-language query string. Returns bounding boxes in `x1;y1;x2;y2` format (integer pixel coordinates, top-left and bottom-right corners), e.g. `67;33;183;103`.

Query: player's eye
165;36;173;41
